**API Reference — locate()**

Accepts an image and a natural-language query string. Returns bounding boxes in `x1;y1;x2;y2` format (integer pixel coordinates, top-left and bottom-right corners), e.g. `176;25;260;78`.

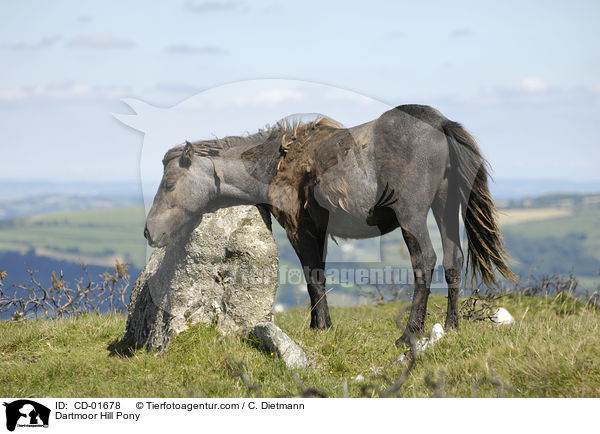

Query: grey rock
123;205;279;351
253;322;309;369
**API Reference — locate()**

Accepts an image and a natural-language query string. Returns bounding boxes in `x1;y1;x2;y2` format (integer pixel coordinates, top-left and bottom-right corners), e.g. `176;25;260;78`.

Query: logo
3;400;50;432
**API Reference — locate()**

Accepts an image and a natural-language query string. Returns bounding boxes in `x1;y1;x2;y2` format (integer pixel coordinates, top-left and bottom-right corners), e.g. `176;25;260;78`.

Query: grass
1;295;599;398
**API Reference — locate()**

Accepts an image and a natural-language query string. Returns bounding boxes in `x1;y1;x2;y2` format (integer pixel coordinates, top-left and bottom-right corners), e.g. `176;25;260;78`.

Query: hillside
0;206;147;269
499;193;600;279
0;192;598;309
0;295;598;397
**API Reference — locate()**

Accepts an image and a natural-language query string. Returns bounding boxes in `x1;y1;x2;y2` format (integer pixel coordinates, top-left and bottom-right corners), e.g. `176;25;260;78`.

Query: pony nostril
144;225;150;241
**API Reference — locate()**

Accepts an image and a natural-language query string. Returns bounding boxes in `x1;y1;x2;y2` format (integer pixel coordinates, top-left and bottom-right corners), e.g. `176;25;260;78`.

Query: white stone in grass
396;323;445;362
430;323;445;342
491;307;515;325
253;322;309;369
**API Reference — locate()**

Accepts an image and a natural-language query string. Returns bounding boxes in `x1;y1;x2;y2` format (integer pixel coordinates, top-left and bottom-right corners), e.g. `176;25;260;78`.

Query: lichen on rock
123;205;279;351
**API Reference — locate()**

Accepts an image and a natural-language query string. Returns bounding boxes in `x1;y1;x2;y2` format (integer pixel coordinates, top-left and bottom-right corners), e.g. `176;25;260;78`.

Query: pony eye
164;180;176;191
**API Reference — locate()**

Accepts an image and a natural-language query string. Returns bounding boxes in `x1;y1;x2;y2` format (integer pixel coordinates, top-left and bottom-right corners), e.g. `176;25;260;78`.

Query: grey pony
144;105;514;345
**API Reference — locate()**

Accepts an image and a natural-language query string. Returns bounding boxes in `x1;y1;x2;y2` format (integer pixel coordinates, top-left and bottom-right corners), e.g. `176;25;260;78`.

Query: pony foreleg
286;223;332;329
303;265;332;329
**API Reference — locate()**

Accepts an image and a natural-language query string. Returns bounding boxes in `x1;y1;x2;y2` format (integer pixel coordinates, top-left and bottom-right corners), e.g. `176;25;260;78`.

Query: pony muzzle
144;223;169;247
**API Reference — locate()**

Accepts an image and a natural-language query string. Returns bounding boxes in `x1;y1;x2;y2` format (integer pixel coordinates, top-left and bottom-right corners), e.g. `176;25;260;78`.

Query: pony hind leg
395;213;437;346
432;178;464;330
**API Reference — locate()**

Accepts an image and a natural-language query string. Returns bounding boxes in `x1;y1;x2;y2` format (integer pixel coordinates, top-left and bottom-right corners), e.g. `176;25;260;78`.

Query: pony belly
326;210;388;239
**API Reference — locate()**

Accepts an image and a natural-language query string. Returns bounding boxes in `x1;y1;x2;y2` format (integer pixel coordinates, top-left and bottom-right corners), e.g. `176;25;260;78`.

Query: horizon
1;177;599;203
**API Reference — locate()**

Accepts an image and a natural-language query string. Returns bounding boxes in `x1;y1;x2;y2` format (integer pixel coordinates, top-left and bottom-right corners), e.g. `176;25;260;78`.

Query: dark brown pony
144;105;515;345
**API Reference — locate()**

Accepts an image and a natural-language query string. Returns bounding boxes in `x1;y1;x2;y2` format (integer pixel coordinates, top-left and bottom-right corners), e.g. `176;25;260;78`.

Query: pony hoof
395;331;413;347
444;320;459;331
310;310;333;329
310;319;333;330
396;323;425;347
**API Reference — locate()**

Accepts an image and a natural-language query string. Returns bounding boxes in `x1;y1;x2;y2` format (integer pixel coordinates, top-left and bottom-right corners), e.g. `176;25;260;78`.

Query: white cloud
518;78;549;93
0;83;130;103
188;88;304;108
0;88;29;102
1;36;59;50
68;33;135;49
254;89;304;105
155;82;204;95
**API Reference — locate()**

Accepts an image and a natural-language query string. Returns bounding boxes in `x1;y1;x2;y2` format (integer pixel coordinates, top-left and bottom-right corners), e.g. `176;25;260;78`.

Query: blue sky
1;0;599;184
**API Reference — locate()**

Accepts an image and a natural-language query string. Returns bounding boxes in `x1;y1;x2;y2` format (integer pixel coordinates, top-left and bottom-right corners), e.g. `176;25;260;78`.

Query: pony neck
211;146;275;206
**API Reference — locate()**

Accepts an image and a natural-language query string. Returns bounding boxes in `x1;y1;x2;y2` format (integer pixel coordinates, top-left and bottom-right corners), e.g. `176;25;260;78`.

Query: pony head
144;140;222;247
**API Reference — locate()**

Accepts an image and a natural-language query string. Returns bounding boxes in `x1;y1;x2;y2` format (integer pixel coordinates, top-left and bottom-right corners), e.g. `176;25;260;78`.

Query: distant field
497;207;574;226
501;207;600;262
497;198;600;280
0;195;141;219
501;207;600;240
0;206;147;269
0;193;598;299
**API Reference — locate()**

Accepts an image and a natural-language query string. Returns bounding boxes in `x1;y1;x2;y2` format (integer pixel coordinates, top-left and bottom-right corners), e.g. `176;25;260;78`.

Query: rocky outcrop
123;205;279;351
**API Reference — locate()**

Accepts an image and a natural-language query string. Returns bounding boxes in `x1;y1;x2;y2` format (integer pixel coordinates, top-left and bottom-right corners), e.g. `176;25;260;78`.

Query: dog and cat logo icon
3;400;50;431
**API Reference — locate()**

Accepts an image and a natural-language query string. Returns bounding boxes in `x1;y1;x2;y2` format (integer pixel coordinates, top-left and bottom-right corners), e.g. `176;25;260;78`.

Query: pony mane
163;139;222;167
268;115;343;157
162;114;343;167
162;134;262;167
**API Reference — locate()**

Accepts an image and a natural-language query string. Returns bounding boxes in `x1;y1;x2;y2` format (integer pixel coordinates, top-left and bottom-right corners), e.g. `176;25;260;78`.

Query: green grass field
501;208;600;262
1;295;598;397
0;207;147;269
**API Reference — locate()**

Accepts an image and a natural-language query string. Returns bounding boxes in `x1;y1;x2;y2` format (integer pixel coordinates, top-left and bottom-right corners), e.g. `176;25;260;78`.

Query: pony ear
180;141;194;168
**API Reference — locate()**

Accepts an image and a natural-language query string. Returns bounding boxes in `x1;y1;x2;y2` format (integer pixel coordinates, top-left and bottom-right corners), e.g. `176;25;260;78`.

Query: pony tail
443;121;517;286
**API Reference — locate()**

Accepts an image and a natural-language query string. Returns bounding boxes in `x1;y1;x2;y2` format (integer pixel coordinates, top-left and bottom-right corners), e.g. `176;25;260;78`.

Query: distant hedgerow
0;261;130;320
